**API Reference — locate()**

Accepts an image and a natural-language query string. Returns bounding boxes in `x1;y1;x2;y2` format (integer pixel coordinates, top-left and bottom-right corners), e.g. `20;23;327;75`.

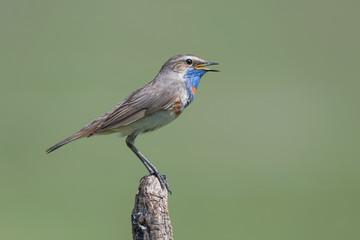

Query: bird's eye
185;59;193;65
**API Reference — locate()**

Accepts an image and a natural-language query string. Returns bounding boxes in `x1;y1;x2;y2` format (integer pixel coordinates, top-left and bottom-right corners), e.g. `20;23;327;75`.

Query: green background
1;0;359;239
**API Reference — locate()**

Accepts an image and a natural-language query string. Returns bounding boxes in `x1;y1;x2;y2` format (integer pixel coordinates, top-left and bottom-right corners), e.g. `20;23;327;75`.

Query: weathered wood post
131;175;173;240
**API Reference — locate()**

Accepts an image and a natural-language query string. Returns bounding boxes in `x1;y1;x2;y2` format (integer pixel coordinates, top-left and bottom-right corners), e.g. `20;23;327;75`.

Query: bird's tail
45;120;102;153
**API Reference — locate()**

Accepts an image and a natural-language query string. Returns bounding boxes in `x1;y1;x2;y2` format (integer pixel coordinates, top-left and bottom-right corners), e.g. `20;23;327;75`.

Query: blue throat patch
183;68;206;100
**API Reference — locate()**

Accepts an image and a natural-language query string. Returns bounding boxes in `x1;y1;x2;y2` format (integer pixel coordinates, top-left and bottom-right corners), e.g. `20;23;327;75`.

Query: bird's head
158;54;219;99
160;54;219;76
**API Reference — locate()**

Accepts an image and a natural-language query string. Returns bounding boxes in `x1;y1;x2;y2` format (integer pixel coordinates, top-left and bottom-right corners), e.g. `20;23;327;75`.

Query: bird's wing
93;80;179;133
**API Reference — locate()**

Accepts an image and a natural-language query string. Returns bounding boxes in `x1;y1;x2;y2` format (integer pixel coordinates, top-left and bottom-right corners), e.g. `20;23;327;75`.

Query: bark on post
131;175;173;240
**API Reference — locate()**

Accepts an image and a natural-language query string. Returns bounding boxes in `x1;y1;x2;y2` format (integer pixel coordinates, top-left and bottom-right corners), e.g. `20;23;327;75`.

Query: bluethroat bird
46;54;219;193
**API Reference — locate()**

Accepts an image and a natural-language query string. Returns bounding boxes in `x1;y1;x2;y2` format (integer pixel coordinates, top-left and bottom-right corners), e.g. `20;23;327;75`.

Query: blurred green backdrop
1;0;359;239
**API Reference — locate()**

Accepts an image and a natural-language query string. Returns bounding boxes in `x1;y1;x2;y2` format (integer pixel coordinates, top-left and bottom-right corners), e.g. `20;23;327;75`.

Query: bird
46;54;219;193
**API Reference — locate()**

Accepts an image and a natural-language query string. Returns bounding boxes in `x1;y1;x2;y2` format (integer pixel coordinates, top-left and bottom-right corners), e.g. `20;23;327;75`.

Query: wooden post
131;175;173;240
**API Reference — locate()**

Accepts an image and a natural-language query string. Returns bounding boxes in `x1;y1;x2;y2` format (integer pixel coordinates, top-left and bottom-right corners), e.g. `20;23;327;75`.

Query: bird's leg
126;135;171;194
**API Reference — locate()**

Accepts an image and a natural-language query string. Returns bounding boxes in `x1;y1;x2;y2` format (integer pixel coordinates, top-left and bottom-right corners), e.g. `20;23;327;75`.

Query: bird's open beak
194;62;220;72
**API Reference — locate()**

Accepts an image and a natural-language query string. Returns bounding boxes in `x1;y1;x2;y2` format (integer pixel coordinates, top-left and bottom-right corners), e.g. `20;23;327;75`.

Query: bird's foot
155;173;172;194
140;173;171;194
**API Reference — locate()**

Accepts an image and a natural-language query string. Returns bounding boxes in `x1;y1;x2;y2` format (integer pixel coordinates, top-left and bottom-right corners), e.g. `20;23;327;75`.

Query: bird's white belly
115;110;176;137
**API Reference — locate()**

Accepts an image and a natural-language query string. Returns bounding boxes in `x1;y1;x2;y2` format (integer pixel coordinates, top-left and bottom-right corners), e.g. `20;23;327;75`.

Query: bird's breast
171;88;192;117
172;97;183;118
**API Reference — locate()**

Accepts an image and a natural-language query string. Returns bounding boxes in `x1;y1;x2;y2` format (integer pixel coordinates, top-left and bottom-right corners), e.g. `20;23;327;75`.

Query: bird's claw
155;173;172;194
140;173;172;194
